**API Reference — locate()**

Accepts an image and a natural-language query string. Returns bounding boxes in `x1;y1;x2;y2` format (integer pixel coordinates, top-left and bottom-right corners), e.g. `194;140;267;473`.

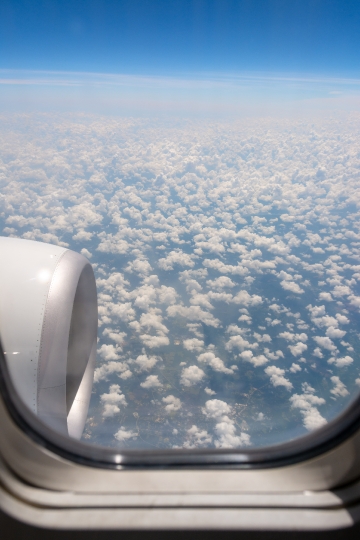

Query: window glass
1;1;360;453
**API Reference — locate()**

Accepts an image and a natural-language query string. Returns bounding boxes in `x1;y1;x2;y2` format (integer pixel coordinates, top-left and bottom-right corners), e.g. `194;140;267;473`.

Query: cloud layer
1;112;359;450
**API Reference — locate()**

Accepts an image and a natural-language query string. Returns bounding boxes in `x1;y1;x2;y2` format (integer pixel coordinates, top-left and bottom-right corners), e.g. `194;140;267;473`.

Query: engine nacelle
0;237;97;439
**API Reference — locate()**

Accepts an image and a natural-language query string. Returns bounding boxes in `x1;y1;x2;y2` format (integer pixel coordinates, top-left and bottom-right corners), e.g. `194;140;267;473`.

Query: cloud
336;313;350;324
180;365;205;386
278;332;307;342
328;356;353;368
184;425;212;448
100;384;127;417
288;342;308;357
140;375;163;389
280;280;304;294
158;249;194;270
102;329;127;346
80;247;92;258
125;258;152;276
330;376;349;397
139;334;170;348
109;302;135;322
203;258;249;276
332;285;352;298
325;326;346;339
135;353;159;372
232;290;263;306
114;427;138;442
225;334;253;351
162;395;182;413
94;361;132;383
206;276;236;289
240;350;268;367
313;347;323;358
265;366;293;390
213;416;251;448
290;390;326;431
197;351;234;374
97;234;130;255
167;304;221;327
183;338;204;352
202;399;231;419
98;344;121;361
319;292;333;301
313;336;337;351
253;332;272;343
201;400;250;448
289;363;302;373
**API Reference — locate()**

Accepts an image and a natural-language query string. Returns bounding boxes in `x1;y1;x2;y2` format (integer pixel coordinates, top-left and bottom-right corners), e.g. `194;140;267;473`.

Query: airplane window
1;0;360;464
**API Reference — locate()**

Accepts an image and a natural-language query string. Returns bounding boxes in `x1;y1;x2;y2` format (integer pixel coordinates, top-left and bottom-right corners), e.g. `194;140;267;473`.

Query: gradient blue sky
1;0;360;75
1;1;360;115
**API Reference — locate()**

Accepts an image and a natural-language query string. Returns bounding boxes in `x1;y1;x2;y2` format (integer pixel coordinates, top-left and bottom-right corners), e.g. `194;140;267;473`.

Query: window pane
1;1;360;455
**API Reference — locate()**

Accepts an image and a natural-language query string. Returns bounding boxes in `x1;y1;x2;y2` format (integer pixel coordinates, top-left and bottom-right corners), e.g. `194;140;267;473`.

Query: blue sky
1;0;360;75
0;1;360;115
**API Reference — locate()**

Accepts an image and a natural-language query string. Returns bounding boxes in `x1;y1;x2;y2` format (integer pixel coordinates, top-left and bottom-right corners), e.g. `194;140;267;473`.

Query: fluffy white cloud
214;416;251;448
265;366;293;390
313;347;323;359
158;250;194;270
139;334;170;348
100;384;127;417
206;276;236;290
225;334;253;351
202;399;231;419
140;375;163;389
184;425;212;448
330;376;349;397
183;338;204;352
197;352;234;374
325;326;346;339
288;342;308;357
289;363;301;373
240;351;268;367
319;292;333;301
202;400;250;448
253;332;272;343
94;361;132;383
336;313;350;325
278;332;307;342
114;428;138;442
135;353;159;372
125;258;152;276
102;329;127;346
328;356;353;368
167;304;220;327
290;389;326;431
98;344;121;361
162;395;182;413
280;280;304;294
180;365;205;386
232;290;263;306
313;336;337;352
97;234;130;255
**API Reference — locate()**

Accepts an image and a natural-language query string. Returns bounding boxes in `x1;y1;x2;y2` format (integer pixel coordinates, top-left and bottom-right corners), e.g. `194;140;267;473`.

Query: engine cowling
0;237;97;439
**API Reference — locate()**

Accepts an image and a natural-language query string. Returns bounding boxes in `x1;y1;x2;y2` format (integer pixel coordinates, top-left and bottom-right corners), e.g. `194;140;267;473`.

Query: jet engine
0;237;97;439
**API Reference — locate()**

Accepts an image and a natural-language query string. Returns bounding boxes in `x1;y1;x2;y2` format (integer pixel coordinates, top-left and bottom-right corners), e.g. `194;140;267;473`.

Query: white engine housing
0;237;97;439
